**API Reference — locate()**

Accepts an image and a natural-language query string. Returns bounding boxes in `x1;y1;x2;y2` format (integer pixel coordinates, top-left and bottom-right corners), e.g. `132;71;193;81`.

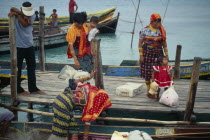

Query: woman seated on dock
48;70;111;140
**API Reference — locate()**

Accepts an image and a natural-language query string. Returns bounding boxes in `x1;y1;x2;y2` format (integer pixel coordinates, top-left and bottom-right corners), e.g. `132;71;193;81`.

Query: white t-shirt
88;28;99;41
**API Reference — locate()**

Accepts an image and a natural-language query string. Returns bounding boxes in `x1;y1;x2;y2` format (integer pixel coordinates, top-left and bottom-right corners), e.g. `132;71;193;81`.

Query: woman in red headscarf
138;13;169;98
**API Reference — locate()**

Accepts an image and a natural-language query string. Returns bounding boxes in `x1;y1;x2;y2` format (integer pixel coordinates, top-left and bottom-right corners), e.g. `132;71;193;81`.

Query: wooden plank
1;73;210;114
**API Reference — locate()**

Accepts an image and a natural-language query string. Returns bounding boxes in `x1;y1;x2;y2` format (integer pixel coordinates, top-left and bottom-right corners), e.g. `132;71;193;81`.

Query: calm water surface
0;0;210;122
0;0;210;65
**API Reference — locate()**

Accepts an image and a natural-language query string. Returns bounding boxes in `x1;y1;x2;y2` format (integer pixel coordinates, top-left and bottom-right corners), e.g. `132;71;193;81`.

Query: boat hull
2;121;210;140
0;60;210;79
0;7;117;36
0;15;119;54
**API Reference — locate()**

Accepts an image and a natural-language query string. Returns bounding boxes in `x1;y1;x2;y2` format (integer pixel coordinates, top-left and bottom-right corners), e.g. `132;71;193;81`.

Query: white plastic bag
58;65;77;80
159;84;179;107
128;130;153;140
111;131;128;140
58;65;90;80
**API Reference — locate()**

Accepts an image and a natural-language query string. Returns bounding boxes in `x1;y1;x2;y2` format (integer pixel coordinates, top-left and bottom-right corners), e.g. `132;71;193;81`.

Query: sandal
146;92;157;99
31;90;46;94
19;91;29;95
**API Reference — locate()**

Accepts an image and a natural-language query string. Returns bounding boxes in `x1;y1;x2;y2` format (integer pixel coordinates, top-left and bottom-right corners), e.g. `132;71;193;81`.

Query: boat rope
119;18;143;24
162;0;170;24
131;0;141;48
131;0;144;27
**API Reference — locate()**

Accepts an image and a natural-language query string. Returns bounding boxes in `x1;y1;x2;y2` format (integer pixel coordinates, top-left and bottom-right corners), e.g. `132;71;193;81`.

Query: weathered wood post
91;38;104;89
39;6;45;71
9;16;17;105
184;57;201;121
27;103;33;122
83;122;90;140
9;15;18;120
174;45;182;79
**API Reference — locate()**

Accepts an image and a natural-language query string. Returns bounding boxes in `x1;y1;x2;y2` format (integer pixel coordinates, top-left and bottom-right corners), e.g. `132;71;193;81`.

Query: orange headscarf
150;13;166;41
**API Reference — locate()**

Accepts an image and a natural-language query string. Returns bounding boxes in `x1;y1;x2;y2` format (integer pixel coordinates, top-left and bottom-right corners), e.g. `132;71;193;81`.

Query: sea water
0;0;210;65
0;0;210;122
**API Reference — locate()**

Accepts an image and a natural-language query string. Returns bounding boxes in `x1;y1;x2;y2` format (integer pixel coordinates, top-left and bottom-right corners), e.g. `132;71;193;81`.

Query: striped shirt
52;92;79;137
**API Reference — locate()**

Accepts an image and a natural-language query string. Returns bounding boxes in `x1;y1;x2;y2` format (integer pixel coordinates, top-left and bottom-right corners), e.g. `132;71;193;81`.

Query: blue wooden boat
1;59;210;79
106;60;210;79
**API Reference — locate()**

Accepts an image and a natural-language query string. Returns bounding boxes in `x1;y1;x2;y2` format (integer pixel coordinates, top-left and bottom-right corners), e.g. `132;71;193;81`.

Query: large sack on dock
58;65;90;80
116;83;143;97
111;131;129;140
58;65;77;79
128;130;153;140
159;86;179;107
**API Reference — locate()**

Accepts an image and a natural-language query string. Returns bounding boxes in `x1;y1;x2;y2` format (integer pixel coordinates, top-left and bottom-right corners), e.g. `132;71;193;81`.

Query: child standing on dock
148;56;174;99
49;9;58;27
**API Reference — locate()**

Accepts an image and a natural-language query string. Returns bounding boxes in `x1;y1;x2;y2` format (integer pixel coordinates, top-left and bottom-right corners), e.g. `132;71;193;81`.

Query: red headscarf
150;13;166;41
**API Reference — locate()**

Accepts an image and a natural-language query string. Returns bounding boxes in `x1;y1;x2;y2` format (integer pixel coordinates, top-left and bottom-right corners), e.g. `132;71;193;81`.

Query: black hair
73;12;87;24
90;16;99;24
151;18;161;23
35;11;39;14
22;1;32;7
53;9;57;12
68;79;77;90
157;56;167;65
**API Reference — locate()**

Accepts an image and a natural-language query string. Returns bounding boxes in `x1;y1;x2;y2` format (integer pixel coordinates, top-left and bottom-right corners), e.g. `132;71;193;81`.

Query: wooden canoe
106;59;210;79
0;14;119;54
1;121;210;140
0;7;117;35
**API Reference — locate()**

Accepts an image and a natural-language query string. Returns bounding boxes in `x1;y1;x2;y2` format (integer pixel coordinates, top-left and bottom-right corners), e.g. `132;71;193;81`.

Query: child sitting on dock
87;16;99;41
148;56;174;99
49;9;58;27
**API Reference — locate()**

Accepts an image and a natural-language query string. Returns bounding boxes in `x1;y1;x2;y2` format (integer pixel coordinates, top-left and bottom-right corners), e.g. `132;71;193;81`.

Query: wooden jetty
1;73;210;114
1;17;210;139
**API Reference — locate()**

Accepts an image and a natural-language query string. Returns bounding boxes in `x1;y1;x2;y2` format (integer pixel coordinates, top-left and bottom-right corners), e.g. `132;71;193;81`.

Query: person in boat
48;70;111;140
0;108;15;137
149;56;174;99
69;0;78;24
8;2;45;95
49;9;58;27
34;11;39;21
138;13;169;97
66;12;94;73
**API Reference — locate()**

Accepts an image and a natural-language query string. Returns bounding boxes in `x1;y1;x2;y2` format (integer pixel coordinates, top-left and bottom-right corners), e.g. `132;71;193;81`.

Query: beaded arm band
139;47;143;55
79;76;91;82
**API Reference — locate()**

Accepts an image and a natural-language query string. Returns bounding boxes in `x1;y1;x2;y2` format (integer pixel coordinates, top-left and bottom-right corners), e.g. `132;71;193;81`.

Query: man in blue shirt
0;108;14;137
8;2;45;95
